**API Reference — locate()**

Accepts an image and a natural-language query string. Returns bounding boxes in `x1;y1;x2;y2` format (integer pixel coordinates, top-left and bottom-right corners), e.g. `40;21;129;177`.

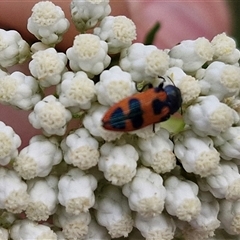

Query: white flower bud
174;129;220;177
94;184;133;238
169;37;213;72
213;126;240;160
218;199;240;235
166;67;200;105
10;220;57;240
135;212;176;240
53;206;91;240
99;142;138;185
95;66;136;106
13;135;62;179
0;29;30;68
0;72;41;110
0;168;29;214
26;176;58;221
0;227;8;240
61;128;99;170
28;95;72;136
199;61;240;101
197;161;240;201
29;48;67;87
120;43;170;83
83;103;123;141
211;32;240;64
122;167;166;217
71;0;111;32
94;16;136;54
184;95;239;136
67;34;111;76
164;176;201;222
57;71;96;110
27;1;70;45
58;168;97;215
138;129;176;174
0;121;21;165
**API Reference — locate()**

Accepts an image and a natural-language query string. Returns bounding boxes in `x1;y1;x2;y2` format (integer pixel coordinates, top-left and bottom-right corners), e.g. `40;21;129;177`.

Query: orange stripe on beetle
102;82;182;132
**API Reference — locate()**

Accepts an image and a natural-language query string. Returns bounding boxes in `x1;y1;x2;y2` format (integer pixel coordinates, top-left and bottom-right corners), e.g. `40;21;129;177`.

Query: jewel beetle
102;82;182;132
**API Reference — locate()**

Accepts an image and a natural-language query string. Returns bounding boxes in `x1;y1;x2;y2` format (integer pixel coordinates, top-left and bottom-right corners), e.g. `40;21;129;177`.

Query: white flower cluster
0;1;240;239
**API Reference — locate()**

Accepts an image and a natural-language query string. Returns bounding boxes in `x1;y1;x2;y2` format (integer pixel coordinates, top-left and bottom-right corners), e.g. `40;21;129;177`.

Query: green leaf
144;22;161;45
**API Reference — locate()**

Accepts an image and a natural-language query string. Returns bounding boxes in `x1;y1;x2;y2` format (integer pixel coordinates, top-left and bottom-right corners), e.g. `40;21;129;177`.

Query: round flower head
94;184;133;238
95;66;137;106
61;128;99;170
67;34;111;76
174;129;220;177
0;121;21;166
0;168;29;214
184;95;239;137
71;0;111;32
199;61;240;101
57;71;96;111
13;135;62;179
0;72;41;110
120;43;170;83
122;167;166;217
0;29;30;68
28;95;72;136
53;206;91;240
94;15;137;54
10;220;57;240
27;1;70;45
211;32;240;64
29;48;67;87
25;176;58;221
169;37;213;73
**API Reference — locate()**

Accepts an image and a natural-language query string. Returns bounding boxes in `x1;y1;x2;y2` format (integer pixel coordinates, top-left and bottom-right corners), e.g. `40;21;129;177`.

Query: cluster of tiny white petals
2;0;240;238
0;29;30;68
94;15;137;54
211;32;240;64
122;167;166;217
184;95;239;136
29;48;67;87
199;61;240;101
174;129;220;177
120;43;170;83
0;121;21;165
71;0;111;32
27;1;70;45
58;168;97;215
53;206;91;239
28;95;72;136
0;71;41;110
98;142;138;185
10;219;57;240
67;34;111;76
57;71;96;111
169;37;213;73
96;66;137;106
198;161;240;201
13;135;62;179
0;168;29;214
61;128;99;170
26;176;58;221
138;129;176;174
94;184;133;238
164;176;201;222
